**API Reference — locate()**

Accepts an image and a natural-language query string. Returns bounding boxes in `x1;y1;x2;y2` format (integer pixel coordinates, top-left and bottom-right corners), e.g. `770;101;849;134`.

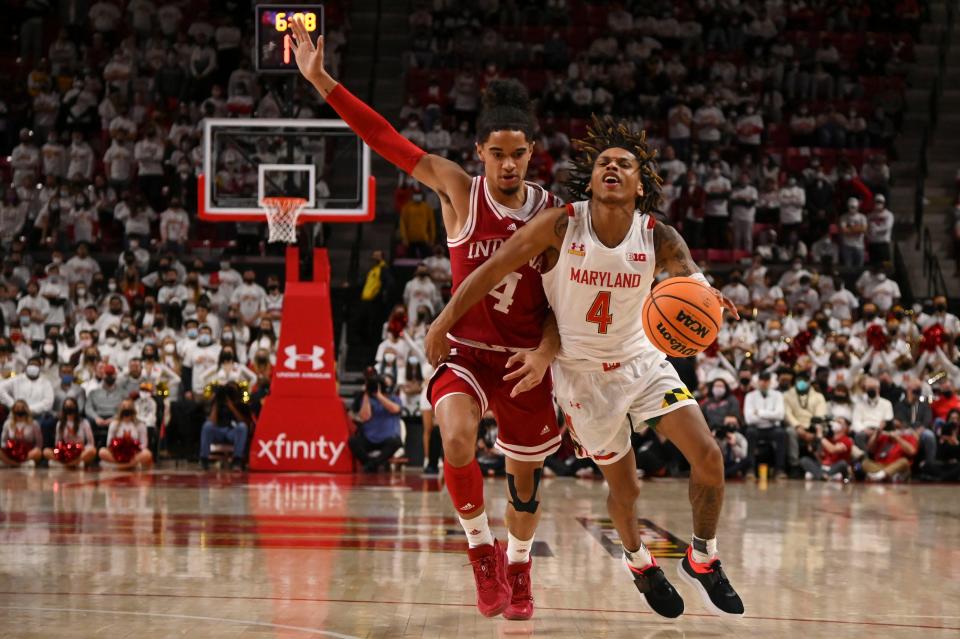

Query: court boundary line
2;592;956;632
0;604;360;638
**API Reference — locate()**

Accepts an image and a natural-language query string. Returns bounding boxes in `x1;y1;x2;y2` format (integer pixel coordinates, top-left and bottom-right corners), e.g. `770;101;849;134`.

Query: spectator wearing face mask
0;400;43;467
375;330;410;382
183;325;221;397
404;265;442;327
931;381;960;422
800;417;853;481
262;280;283;336
86;364;123;432
702;165;732;248
204;348;256;387
43;397;96;468
199;382;251;470
232;271;266;327
893;379;936;472
423;244;452;287
783;371;828;470
700;379;743;432
851;377;895;449
839;197;868;267
777;176;805;240
716;415;750;478
0;354;55;434
863;269;901;314
53;361;86;415
919;295;960;335
96;295;128;336
99;399;153;469
743;371;787;476
399;190;436;259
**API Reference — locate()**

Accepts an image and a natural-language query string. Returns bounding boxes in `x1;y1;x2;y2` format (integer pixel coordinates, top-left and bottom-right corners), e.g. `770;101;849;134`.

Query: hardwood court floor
0;468;958;638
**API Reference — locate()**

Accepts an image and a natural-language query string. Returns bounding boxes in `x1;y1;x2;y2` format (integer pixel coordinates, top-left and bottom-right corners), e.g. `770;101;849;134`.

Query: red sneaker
466;540;510;617
503;558;534;620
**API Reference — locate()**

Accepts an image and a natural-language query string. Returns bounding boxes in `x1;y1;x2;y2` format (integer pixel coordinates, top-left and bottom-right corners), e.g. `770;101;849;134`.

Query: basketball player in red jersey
425;118;745;618
291;18;561;620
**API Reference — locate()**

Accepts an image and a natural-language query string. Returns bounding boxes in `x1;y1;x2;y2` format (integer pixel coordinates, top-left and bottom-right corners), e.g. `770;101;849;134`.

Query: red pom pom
703;340;720;357
109;435;142;464
792;330;813;353
866;324;889;351
920;324;945;353
53;440;84;463
4;438;32;463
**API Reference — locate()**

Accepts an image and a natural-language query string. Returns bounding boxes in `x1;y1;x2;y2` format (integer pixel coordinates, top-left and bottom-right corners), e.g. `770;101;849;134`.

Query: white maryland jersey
542;201;662;368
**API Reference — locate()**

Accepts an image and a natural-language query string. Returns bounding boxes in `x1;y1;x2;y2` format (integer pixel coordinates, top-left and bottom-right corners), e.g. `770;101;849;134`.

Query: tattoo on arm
689;481;724;540
553;210;569;239
653;221;698;277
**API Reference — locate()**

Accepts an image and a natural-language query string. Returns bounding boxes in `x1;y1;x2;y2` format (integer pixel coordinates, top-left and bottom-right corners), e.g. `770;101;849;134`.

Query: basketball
642;277;722;357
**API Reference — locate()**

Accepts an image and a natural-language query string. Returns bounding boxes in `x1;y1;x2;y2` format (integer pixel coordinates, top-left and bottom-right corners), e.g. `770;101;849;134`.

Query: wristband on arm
324;84;427;175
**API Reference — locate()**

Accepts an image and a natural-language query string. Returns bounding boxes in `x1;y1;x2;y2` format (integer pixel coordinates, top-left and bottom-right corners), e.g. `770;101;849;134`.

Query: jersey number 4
490;272;522;313
586;291;613;334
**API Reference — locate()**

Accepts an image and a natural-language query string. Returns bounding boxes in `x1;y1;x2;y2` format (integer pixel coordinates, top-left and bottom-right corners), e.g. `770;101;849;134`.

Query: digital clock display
255;4;325;72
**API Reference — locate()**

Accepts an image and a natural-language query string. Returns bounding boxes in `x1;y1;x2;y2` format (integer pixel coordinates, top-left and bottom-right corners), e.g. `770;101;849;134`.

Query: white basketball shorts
553;355;698;465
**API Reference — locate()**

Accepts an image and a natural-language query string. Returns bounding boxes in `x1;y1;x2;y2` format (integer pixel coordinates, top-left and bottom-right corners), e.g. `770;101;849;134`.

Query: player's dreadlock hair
566;114;663;214
475;79;537;143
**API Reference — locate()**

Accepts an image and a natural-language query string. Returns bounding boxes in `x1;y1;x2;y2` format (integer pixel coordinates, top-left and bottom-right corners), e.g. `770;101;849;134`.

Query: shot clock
255;4;325;72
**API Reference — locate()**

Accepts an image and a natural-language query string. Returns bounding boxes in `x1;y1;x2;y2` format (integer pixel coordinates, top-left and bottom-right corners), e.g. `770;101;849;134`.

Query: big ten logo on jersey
626;252;648;262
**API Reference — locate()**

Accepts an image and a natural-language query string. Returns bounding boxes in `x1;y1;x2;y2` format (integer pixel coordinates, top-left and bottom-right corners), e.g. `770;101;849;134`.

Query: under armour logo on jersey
283;345;325;371
568;242;586;257
626;252;648;262
506;222;517;232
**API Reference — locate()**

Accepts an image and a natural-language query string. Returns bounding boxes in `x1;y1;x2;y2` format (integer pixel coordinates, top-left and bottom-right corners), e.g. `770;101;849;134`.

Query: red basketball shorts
428;345;561;462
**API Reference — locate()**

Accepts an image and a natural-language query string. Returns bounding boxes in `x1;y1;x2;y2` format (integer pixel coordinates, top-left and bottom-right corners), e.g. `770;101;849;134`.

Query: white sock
459;511;493;548
507;531;533;564
623;542;653;570
691;536;718;564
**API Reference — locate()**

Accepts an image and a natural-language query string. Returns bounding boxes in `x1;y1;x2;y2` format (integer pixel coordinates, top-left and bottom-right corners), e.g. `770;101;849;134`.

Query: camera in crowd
807;416;833;440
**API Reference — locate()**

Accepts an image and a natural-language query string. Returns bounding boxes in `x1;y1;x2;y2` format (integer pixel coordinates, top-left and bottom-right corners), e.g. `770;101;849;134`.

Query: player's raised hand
712;288;741;320
289;15;326;84
424;322;451;369
503;349;551;398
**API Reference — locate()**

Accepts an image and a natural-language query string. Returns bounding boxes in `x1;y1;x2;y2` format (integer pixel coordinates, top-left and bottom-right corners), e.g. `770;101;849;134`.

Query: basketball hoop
262;196;308;244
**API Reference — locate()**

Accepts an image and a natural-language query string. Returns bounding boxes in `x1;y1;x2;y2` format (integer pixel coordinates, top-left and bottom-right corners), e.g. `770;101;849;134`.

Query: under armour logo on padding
283;345;325;371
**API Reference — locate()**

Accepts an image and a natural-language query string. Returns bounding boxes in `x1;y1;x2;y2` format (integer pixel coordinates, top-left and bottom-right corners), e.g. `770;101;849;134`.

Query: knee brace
507;467;543;514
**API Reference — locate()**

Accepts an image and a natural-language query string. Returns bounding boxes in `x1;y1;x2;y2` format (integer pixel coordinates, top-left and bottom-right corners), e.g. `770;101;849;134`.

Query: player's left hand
503;349;551;398
424;321;451;368
712;288;740;320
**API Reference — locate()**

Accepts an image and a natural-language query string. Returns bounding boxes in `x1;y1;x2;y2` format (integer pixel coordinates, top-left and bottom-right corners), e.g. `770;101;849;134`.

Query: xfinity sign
256;432;346;466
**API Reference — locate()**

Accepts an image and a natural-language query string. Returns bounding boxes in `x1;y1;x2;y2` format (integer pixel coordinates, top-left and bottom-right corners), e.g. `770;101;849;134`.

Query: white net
262;197;307;244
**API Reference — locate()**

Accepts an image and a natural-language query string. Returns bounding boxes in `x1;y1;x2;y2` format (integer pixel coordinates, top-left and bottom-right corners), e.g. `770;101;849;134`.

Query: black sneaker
677;547;744;617
624;556;684;619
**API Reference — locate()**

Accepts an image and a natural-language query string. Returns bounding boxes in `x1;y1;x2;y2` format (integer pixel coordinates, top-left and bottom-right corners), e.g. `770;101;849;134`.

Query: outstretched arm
424;207;569;366
652;221;739;319
290;18;471;223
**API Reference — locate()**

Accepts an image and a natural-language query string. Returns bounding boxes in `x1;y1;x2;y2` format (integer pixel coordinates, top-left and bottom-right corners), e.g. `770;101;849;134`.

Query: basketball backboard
199;118;375;223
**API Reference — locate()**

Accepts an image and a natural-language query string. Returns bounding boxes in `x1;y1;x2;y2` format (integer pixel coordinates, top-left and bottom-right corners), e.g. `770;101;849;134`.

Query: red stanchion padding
249;249;354;473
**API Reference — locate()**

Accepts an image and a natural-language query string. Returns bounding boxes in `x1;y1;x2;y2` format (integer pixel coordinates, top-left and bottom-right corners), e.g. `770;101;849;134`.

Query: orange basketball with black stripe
642;277;722;357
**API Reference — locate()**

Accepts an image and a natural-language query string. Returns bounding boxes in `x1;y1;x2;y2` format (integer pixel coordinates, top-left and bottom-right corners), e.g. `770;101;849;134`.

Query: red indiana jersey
446;176;560;351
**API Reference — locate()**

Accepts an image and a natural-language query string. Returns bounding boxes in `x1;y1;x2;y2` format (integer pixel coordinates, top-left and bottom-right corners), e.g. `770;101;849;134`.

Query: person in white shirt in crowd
69;191;99;244
866;194;895;265
103;137;134;190
114;194;156;247
703;164;732;246
0;355;55;418
247;320;277;366
735;103;764;159
0;188;29;248
139;343;182;394
810;228;839;265
374;329;411;379
216;258;243;302
918;295;960;335
743;371;787;475
839;197;868;267
403;264;442;328
98;398;153;469
788;274;820;311
40;130;66;179
95;295;127;336
777;258;811;297
668;97;693;159
720;271;750;310
863;267;902;314
183;324;221;398
777;175;805;238
17;279;51;330
829;276;860;322
0;400;43;467
10;129;40;188
111;333;140;371
261;279;284;335
729;172;758;252
423;244;452;287
851;377;895;449
204;346;257;387
156;269;190;310
67;131;95;183
693;94;725;154
64;243;101;288
231;270;266;327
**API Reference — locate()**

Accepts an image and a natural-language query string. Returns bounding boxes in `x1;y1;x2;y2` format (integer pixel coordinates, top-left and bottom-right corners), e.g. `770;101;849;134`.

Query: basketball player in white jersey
426;117;745;618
